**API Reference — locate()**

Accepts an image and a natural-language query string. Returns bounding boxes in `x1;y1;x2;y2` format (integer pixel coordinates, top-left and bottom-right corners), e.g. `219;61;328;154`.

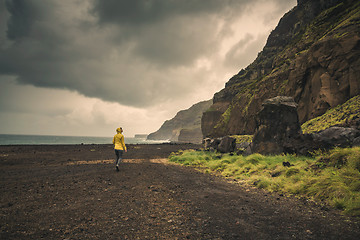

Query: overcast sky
0;0;296;137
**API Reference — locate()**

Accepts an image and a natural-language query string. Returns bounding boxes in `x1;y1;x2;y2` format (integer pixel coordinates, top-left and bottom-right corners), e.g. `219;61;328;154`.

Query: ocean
0;134;168;145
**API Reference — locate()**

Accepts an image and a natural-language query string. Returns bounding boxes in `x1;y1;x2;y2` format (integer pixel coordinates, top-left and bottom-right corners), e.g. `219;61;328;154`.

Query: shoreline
0;133;174;146
0;143;202;163
0;142;198;147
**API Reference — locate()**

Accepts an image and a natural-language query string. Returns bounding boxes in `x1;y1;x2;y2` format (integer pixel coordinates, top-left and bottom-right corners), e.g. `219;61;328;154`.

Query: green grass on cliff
230;135;253;144
169;147;360;216
214;105;232;130
302;95;360;134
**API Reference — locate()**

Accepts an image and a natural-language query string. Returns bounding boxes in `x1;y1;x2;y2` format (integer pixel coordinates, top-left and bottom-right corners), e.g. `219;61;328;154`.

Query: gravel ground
0;144;359;239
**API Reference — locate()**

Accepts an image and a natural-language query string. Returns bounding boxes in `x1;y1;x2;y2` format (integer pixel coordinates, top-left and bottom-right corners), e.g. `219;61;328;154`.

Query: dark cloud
0;0;297;109
5;0;54;40
91;0;247;67
5;0;35;40
92;0;239;26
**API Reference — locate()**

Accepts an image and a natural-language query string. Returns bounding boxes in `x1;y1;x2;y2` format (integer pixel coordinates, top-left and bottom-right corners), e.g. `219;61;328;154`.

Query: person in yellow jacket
112;127;127;171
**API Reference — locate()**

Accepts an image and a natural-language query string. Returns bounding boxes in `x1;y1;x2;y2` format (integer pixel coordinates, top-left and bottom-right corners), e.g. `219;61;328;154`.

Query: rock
312;127;360;148
211;138;221;150
282;134;317;155
203;138;221;151
252;96;301;155
282;162;294;167
217;136;236;153
236;141;251;150
285;127;360;155
203;138;212;149
236;141;252;155
354;136;360;147
203;136;237;153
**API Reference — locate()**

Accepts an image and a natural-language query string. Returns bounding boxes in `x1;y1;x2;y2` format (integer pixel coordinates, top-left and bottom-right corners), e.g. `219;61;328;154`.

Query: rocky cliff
147;100;212;141
177;128;203;144
202;0;360;138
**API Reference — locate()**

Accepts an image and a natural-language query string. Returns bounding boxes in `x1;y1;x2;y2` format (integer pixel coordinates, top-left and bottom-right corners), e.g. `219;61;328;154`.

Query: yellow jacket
112;133;126;151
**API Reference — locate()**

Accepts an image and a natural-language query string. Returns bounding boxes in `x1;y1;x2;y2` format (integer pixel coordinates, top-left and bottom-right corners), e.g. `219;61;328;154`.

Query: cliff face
178;128;203;144
147;100;212;141
202;0;360;138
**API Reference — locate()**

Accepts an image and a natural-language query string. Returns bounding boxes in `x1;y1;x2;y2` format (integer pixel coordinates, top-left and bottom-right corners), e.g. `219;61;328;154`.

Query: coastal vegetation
301;95;360;134
169;147;360;216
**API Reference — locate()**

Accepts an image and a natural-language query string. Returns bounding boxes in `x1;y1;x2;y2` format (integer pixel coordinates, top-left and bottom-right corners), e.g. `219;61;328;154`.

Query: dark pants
115;149;124;165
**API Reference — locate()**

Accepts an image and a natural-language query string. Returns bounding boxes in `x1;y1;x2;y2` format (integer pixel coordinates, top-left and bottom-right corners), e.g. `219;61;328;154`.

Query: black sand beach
1;144;359;239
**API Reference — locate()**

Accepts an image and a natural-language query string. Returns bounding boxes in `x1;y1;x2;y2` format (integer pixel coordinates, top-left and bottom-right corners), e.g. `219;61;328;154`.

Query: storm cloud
1;0;296;107
0;0;296;136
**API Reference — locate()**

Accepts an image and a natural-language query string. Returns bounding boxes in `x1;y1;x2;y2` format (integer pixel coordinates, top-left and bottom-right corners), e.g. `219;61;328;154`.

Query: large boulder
203;138;221;151
251;96;301;155
203;136;236;153
217;136;236;153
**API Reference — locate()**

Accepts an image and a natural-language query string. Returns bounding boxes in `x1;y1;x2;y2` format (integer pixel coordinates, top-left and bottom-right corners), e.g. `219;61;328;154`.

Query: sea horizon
0;134;168;145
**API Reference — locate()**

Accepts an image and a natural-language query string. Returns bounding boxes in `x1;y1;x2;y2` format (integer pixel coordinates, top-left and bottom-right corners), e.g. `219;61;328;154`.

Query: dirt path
0;144;359;239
